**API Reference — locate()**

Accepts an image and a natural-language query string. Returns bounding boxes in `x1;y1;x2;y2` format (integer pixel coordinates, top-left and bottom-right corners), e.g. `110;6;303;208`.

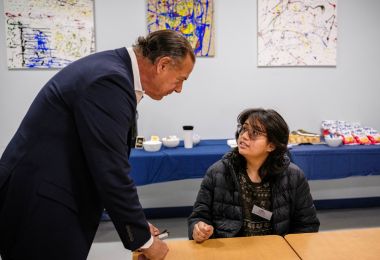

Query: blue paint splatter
147;0;213;56
34;31;49;52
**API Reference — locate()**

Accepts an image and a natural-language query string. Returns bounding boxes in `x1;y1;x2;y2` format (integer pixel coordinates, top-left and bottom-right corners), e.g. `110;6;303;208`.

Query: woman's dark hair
133;29;195;65
233;108;290;180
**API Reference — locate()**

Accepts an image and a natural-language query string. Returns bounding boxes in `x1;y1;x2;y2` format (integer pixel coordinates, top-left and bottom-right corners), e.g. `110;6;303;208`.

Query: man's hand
148;222;160;236
192;221;214;243
140;236;169;260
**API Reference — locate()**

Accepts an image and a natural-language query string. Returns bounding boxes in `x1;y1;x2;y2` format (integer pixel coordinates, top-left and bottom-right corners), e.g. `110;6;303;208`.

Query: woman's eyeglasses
237;124;267;140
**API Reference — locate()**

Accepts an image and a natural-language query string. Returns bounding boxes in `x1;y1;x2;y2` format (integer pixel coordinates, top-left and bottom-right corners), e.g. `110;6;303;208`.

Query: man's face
146;54;194;100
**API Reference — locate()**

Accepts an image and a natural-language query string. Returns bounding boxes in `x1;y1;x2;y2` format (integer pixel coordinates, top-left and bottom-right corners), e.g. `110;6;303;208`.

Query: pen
156;229;169;240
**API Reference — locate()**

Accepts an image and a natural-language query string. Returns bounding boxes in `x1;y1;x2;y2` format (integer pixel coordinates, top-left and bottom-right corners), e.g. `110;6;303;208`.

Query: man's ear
156;56;173;73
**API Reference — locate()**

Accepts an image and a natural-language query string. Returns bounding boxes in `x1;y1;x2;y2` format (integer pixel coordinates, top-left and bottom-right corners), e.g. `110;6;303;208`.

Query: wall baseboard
314;197;380;210
101;197;380;220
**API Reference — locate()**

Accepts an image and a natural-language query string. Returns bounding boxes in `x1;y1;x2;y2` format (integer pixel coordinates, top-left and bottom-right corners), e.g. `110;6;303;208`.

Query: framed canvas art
4;0;95;69
258;0;337;66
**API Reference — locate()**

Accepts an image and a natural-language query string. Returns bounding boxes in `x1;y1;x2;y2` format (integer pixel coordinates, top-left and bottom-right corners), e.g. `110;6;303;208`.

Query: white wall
1;0;380;153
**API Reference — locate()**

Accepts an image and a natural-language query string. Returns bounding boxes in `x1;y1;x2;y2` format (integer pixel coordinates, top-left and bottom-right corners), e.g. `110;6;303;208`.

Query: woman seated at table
188;108;320;242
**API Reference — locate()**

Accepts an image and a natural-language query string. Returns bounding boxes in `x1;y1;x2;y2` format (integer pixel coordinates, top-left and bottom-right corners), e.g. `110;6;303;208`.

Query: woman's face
237;120;275;162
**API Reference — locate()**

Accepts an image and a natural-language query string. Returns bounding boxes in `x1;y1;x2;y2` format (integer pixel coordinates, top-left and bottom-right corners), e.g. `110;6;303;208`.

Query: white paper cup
183;125;194;149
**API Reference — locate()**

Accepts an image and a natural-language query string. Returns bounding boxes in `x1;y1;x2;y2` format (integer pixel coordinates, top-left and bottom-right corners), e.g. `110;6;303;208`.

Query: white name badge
252;205;272;221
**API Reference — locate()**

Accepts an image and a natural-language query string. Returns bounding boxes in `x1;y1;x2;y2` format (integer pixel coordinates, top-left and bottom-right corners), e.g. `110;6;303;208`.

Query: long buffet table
129;139;380;186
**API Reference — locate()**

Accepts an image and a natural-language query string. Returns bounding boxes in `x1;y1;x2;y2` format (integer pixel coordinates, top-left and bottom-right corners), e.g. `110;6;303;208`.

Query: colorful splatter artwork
258;0;337;66
147;0;214;57
4;0;95;69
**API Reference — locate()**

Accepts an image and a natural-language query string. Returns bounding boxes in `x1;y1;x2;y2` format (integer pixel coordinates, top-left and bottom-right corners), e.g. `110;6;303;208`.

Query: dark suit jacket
0;48;151;260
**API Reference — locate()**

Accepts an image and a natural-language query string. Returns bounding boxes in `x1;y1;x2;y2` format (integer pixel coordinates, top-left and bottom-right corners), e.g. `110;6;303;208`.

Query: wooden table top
133;235;300;260
285;228;380;260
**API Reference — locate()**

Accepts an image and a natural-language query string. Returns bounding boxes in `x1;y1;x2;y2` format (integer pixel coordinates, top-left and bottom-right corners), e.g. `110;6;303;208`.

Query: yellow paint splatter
177;1;193;16
181;23;195;34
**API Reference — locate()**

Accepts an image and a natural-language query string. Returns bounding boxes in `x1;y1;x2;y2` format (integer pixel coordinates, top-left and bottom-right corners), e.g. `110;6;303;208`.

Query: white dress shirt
125;47;153;249
126;47;144;104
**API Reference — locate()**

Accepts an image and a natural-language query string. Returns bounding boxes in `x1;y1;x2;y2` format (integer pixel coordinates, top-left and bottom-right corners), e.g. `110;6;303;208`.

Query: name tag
252;205;272;221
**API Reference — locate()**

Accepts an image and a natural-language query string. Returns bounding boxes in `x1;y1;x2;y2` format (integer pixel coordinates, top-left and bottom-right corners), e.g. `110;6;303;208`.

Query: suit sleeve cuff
139;235;154;249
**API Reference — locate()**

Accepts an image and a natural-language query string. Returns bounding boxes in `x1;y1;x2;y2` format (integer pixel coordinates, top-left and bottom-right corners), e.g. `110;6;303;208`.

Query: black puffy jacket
188;153;320;239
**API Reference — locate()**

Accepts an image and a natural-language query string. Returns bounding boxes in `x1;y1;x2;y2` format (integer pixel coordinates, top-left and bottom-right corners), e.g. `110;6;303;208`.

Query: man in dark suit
0;29;195;260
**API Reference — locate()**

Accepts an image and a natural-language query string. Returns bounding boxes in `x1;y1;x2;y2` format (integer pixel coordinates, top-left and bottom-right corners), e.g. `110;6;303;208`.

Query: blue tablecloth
129;139;380;186
289;144;380;180
130;140;229;185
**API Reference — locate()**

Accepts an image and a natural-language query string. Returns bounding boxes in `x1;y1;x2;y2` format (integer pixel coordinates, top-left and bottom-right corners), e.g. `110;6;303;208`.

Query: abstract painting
147;0;214;57
258;0;337;66
4;0;95;69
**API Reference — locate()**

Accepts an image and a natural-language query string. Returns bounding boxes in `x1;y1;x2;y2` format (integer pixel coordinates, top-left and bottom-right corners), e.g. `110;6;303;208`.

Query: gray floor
85;207;380;260
2;207;380;260
93;207;380;243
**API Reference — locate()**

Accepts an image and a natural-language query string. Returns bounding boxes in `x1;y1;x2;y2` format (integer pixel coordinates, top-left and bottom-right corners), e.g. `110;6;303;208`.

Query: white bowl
227;139;237;148
325;136;343;147
162;136;180;148
193;134;201;145
143;140;162;152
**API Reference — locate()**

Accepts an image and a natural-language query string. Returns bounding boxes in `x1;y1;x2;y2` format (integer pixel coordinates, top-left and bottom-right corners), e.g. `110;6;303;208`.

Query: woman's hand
192;221;214;243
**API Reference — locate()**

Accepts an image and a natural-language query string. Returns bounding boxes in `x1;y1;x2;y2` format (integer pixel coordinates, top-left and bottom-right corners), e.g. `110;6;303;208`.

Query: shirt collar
126;47;144;102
